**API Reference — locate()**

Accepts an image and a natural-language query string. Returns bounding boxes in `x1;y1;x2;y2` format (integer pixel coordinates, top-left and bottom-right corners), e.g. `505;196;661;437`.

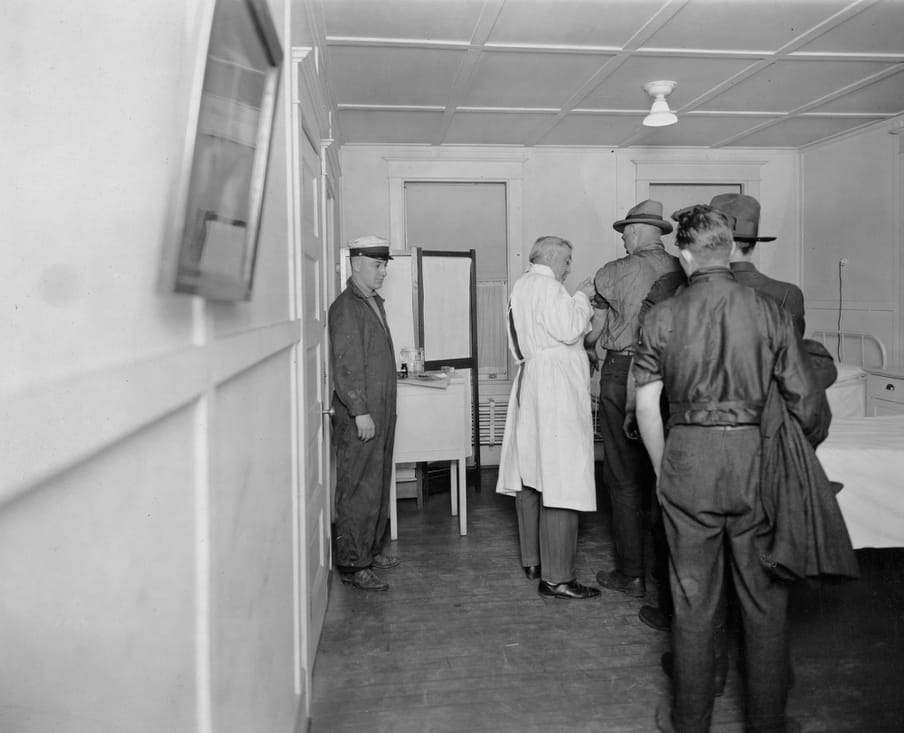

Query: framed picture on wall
168;0;283;301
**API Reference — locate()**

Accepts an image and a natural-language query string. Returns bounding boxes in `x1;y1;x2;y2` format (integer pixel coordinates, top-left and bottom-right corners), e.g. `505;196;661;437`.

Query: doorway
649;182;742;253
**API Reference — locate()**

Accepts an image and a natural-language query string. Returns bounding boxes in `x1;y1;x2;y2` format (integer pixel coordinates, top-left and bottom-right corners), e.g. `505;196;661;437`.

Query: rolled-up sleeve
633;302;670;387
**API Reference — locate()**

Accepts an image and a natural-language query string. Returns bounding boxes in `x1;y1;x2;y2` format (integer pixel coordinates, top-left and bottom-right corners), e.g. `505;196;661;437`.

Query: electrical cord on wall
836;258;846;362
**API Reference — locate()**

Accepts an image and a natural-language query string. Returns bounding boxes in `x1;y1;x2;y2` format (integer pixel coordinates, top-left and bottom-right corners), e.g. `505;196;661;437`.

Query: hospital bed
811;329;886;417
811;330;904;549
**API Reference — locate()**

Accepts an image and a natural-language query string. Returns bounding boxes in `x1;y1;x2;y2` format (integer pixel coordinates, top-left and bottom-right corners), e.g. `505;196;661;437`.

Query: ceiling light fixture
643;80;678;127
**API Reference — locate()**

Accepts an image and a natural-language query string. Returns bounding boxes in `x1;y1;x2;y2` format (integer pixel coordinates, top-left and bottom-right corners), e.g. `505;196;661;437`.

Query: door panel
299;131;329;682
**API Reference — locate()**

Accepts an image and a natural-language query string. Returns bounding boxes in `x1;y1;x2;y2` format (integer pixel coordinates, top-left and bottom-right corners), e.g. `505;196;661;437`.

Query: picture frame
169;0;283;301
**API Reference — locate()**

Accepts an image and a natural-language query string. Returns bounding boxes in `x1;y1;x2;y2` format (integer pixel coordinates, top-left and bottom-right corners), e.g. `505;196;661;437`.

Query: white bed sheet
816;415;904;549
825;362;866;418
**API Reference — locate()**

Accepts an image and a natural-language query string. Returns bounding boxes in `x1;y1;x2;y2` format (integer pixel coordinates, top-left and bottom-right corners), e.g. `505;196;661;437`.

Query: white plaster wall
2;0;199;397
1;1;307;731
521;148;619;288
802;120;902;362
0;412;198;733
340;144;800;296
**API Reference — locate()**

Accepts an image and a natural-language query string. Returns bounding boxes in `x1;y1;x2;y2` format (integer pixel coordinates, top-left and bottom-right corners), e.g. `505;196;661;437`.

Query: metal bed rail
810;329;887;370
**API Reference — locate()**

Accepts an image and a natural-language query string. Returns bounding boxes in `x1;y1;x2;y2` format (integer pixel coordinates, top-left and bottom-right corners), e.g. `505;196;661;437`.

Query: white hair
529;235;572;265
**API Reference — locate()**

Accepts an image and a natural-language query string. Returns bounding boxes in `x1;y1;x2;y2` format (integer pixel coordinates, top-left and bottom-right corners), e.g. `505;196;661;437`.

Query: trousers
598;353;656;578
333;406;397;572
661;426;792;733
515;486;579;584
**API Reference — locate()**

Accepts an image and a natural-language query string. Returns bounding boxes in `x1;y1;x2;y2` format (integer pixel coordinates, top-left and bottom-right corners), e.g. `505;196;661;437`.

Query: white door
300;129;330;684
290;52;331;710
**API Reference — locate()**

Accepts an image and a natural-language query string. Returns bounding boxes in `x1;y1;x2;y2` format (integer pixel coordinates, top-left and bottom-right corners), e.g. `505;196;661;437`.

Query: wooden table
389;375;471;538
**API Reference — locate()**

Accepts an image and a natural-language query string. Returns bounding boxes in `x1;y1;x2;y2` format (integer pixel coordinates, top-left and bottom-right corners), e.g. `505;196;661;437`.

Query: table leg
450;460;458;516
390;461;398;540
458;457;467;536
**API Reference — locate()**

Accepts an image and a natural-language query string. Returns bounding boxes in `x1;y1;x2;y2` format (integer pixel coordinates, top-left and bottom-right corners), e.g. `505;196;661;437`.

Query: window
404;181;510;379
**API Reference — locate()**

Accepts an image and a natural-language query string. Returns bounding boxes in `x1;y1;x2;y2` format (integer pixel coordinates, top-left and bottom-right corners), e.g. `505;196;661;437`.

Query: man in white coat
496;236;601;600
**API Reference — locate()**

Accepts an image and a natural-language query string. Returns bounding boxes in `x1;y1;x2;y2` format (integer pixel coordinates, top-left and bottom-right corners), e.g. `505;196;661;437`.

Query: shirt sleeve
538;285;593;345
632;301;669;387
593;262;617;308
769;305;821;440
329;298;370;416
786;285;806;338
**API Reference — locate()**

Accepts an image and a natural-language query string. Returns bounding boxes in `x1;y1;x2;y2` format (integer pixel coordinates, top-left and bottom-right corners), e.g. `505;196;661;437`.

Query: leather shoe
639;604;672;631
523;564;541;580
372;553;400;570
537;580;601;600
596;569;646;598
341;568;389;591
661;652;724;697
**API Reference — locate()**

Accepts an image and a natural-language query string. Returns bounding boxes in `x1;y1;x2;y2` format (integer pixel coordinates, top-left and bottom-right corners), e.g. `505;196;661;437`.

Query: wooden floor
311;467;904;732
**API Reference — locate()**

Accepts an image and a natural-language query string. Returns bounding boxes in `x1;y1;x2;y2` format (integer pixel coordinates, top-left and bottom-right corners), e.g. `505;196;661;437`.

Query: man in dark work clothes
717;193;806;337
587;200;683;602
637;194;832;646
329;235;400;591
634;204;820;733
641;193;804;337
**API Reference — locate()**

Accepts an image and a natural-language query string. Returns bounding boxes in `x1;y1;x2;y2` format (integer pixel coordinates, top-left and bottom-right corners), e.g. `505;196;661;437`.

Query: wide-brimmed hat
613;200;673;234
348;235;393;260
709;194;776;242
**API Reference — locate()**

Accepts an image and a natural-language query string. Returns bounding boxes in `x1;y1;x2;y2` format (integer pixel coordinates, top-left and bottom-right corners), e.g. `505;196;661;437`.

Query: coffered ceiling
314;0;904;148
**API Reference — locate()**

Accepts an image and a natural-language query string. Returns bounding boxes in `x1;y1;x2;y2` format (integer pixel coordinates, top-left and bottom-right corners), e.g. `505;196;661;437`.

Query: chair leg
415;462;425;510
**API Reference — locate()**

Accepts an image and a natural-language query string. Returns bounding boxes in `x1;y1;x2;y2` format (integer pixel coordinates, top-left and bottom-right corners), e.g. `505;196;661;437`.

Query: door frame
287;42;338;722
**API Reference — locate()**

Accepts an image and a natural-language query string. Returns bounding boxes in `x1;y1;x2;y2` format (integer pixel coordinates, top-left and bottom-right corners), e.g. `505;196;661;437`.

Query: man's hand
577;276;596;300
623;411;640;440
355;413;376;441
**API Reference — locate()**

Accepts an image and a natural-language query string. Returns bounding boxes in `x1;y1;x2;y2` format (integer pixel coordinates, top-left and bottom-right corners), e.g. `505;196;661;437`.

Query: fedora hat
709;194;776;242
613;200;673;234
348;234;393;261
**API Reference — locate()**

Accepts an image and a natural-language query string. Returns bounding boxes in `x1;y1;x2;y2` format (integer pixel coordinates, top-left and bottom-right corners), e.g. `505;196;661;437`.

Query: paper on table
400;373;450;389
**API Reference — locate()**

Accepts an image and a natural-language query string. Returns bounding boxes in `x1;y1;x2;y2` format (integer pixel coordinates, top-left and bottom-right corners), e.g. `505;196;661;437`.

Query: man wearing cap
713;193;806;338
633;204;820;733
587;200;683;600
329;235;399;591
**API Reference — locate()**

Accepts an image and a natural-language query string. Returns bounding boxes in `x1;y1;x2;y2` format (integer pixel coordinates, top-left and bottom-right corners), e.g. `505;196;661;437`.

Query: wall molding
801;112;904;152
385;156;525;279
0;320;301;507
620;154;768;225
808;300;896;312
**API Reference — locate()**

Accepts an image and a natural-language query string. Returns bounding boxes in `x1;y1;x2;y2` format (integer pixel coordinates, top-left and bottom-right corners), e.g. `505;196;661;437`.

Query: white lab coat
495;264;596;511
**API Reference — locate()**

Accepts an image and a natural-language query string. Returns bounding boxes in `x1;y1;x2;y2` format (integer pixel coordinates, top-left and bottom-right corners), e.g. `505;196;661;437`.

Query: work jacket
731;261;806;338
635;267;822;436
328;278;397;425
757;379;860;582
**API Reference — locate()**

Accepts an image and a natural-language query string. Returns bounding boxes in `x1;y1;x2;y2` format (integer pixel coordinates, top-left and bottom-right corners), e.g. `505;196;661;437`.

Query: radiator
478;397;508;447
477;395;605;446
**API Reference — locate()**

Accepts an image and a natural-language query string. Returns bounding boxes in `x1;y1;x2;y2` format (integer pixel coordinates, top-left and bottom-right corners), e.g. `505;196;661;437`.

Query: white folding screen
420;253;473;365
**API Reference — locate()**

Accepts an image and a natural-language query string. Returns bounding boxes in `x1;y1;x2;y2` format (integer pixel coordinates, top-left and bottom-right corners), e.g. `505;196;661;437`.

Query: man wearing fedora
329;235;400;591
715;193;806;337
587;200;683;600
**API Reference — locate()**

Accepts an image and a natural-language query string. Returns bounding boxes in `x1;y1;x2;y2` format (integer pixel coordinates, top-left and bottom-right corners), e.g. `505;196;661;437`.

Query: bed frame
810;329;887;370
812;330;902;548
